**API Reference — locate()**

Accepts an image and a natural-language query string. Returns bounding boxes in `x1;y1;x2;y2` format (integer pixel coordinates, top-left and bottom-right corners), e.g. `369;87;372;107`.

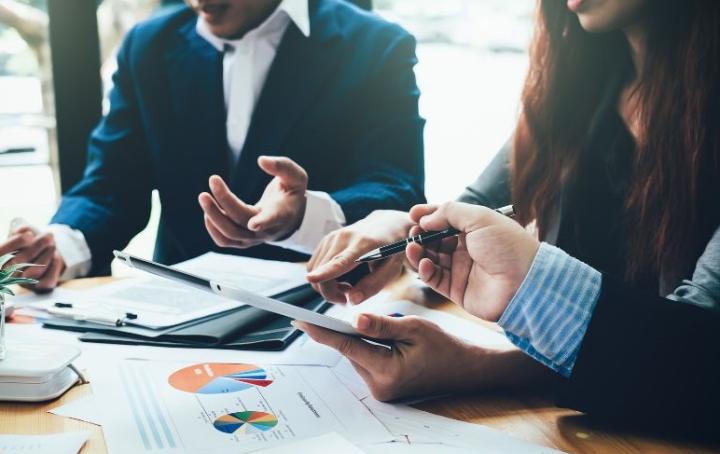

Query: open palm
250;168;306;238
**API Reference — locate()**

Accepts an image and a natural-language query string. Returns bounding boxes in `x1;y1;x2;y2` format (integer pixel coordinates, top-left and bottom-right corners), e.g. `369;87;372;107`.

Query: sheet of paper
21;253;308;329
9;288;83;307
76;277;246;328
10;288;85;321
0;432;89;454
252;432;366;453
364;443;511;453
332;357;457;405
49;395;102;426
332;357;371;399
175;252;307;296
92;359;392;453
362;400;565;454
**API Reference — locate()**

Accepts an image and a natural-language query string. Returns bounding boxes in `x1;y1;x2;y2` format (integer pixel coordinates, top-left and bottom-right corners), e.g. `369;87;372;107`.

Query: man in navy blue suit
1;0;424;290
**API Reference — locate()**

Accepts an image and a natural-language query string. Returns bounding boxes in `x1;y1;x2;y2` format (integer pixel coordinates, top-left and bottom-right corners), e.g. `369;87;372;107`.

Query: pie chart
213;411;279;435
168;363;273;394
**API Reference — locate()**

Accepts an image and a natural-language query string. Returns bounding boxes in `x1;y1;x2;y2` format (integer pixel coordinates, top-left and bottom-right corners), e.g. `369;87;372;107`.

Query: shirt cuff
497;243;602;377
46;224;93;281
268;190;346;255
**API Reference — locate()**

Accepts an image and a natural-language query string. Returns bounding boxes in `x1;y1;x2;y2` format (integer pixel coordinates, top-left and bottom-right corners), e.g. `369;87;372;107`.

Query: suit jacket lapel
230;0;343;202
165;20;229;181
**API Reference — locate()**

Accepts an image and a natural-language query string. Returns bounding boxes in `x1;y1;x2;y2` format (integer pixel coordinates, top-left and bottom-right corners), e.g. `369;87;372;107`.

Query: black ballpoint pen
355;204;515;263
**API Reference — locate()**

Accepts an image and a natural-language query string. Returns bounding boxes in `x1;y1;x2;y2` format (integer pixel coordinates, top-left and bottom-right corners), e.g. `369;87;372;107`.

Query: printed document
91;359;392;453
23;253;309;329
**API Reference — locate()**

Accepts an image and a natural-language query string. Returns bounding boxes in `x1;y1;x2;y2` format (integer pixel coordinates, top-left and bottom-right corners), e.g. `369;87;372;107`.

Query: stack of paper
15;252;309;330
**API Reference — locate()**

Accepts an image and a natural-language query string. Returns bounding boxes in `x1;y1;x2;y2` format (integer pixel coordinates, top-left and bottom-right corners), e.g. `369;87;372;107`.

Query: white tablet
112;251;366;339
208;281;358;335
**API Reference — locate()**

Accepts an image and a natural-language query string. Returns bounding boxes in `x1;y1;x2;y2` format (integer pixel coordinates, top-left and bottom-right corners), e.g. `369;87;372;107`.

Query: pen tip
356;253;382;263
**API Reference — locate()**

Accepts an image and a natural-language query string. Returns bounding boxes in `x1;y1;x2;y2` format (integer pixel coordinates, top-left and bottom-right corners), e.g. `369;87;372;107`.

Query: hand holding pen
307;205;516;305
356;205;515;263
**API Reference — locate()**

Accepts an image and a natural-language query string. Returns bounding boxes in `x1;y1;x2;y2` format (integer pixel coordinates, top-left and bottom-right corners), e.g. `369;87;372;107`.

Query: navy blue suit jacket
52;0;425;274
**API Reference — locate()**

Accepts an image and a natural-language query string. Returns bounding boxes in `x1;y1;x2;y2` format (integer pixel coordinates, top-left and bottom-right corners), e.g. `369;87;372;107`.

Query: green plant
0;253;38;295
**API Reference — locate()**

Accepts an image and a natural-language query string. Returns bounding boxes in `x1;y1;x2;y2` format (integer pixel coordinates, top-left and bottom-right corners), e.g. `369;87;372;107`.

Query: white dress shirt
49;0;345;280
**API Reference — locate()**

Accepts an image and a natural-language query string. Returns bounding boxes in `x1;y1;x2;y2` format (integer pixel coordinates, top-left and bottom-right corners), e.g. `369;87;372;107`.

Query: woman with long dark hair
298;0;720;437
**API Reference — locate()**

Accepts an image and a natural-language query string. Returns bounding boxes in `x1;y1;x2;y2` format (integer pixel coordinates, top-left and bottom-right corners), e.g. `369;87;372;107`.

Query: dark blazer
51;0;425;273
458;85;720;438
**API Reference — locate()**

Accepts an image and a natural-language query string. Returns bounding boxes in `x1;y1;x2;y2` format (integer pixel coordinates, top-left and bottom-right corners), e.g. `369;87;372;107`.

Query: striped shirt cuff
497;243;602;377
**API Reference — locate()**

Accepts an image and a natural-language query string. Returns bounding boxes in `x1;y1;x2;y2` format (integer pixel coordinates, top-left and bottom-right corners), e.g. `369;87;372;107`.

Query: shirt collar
196;0;310;52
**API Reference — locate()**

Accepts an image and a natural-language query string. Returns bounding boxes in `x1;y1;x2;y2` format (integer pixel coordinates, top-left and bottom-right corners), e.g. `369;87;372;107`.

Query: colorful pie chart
213;411;279;435
168;363;273;394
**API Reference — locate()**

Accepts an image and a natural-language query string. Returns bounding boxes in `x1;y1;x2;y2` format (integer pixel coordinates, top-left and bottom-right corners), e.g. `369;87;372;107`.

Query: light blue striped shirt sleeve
497;243;603;377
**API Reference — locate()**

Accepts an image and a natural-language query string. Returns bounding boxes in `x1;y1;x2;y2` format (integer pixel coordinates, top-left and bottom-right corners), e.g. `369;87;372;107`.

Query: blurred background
0;0;533;265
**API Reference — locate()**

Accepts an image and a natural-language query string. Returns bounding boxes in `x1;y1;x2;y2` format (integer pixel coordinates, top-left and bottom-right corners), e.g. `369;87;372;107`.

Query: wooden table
1;276;718;454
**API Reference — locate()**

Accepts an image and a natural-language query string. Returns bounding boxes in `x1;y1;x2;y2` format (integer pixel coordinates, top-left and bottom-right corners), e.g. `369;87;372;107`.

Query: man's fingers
353;313;421;342
207;176;259;224
199;194;257;241
307;251;357;283
257;156;308;191
20;247;53;280
294;321;390;369
417;257;448;293
418;202;497;234
11;225;35;236
408;225;423;237
307;236;349;302
204;216;235;248
7;233;55;266
409;204;439;224
316;280;350;304
205;216;255;249
405;242;424;270
0;231;35;256
36;254;63;291
307;239;328;272
247;209;280;232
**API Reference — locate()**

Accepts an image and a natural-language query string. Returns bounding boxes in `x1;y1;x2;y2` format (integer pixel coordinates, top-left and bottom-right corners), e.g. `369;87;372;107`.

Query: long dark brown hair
512;0;720;280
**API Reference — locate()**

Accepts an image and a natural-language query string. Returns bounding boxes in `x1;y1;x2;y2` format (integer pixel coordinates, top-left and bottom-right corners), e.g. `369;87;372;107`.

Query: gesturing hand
198;156;308;249
406;202;539;322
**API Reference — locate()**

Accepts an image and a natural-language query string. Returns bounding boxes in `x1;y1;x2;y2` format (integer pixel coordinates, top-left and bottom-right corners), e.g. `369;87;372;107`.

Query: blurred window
376;0;534;202
0;0;52;168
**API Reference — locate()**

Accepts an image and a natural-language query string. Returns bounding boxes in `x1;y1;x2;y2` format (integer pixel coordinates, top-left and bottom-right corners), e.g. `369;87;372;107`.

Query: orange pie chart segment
168;363;272;394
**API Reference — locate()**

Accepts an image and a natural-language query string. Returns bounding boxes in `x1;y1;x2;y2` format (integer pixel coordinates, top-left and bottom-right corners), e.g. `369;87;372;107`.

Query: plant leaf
11;263;42;269
0;253;15;269
5;263;43;273
0;254;41;293
3;277;38;285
